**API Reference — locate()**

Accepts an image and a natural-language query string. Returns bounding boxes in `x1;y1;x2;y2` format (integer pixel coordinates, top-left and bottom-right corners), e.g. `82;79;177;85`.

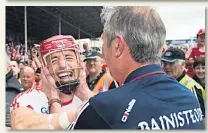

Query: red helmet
40;35;80;66
40;35;82;94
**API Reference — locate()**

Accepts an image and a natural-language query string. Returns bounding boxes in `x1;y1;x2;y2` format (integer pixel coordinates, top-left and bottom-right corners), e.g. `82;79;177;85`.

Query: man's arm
47;91;62;113
11;107;49;129
33;56;42;68
11;101;85;129
10;68;97;129
49;102;62;113
72;101;112;129
185;48;194;65
11;106;74;129
11;87;95;129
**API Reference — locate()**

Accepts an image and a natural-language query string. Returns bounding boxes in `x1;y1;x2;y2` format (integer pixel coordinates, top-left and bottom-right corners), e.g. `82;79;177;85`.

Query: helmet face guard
40;35;83;94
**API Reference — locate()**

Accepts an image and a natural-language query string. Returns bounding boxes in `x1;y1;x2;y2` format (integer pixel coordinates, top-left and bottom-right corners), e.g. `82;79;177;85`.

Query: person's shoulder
86;87;124;126
185;75;204;89
10;86;48;112
6;76;23;92
34;85;45;93
14;86;45;101
90;83;128;102
89;84;135;113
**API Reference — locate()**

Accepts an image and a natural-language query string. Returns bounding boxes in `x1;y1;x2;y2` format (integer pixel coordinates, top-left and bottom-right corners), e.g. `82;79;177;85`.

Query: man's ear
181;61;186;69
114;34;125;58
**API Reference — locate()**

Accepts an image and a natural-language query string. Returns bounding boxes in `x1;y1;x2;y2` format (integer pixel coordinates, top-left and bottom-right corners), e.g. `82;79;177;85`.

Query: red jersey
186;46;205;77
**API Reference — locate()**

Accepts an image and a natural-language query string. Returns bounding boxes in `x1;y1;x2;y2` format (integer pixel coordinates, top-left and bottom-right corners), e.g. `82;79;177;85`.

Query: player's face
45;50;79;83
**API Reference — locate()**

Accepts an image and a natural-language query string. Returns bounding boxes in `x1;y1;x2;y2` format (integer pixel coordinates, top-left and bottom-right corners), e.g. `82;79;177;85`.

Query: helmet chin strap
55;79;80;95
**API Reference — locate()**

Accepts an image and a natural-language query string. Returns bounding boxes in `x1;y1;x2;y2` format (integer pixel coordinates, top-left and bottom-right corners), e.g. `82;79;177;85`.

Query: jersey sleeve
70;101;112;129
10;92;27;112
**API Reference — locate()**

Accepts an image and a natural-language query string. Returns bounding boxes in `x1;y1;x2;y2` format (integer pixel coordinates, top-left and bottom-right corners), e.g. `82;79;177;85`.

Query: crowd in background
6;28;206;129
5;28;206;91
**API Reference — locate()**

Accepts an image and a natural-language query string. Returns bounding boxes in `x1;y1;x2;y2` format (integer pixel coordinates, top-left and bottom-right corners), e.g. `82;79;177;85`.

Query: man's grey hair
100;6;166;64
175;59;186;65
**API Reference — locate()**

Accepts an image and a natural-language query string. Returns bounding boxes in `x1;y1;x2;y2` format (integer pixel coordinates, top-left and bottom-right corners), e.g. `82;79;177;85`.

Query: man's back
74;65;203;129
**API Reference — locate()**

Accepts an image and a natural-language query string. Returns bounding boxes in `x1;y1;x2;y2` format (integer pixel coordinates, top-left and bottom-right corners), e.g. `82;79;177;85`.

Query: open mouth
57;71;74;82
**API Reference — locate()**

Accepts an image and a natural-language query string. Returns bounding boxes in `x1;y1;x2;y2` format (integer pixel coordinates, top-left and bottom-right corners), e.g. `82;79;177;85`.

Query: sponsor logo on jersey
121;99;136;122
41;107;49;114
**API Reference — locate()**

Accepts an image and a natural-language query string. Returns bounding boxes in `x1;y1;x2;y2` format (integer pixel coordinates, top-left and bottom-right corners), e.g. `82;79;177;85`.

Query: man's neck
24;85;34;91
121;62;151;84
175;70;186;82
59;93;73;103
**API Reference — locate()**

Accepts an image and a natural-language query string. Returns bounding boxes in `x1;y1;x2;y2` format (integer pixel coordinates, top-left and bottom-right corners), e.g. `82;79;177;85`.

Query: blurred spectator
186;29;205;77
101;57;108;73
101;54;122;86
35;67;42;87
15;50;21;61
5;52;23;128
18;61;25;72
31;47;41;69
28;59;37;71
10;48;17;60
161;48;205;123
82;43;91;56
10;60;21;83
83;43;89;52
20;66;36;91
84;51;118;93
193;57;205;89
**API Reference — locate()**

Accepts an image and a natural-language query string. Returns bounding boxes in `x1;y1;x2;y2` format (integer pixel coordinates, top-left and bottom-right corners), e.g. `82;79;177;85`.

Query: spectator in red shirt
11;48;17;60
185;29;205;77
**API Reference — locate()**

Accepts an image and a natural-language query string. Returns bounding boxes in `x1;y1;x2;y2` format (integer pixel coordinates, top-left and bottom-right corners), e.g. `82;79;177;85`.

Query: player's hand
41;67;60;100
74;62;95;101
